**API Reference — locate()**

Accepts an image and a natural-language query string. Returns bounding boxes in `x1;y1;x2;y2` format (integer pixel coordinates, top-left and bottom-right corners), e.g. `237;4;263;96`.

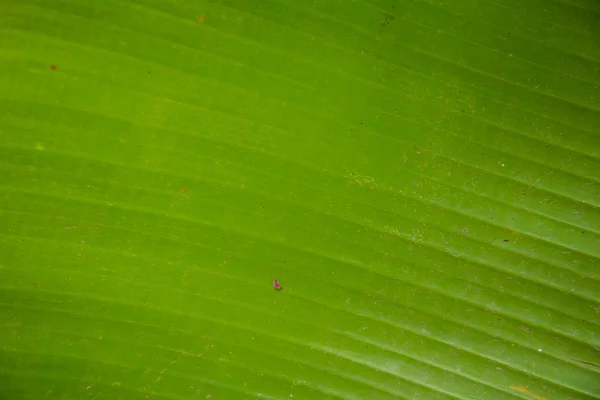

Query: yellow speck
112;382;121;387
35;143;44;150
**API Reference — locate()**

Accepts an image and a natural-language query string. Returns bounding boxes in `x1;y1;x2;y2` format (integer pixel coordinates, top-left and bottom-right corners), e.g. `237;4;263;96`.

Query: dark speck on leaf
503;239;509;243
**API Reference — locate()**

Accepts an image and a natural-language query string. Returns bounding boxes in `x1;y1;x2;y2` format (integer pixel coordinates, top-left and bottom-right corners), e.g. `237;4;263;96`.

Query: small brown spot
519;325;530;332
35;281;40;287
50;65;57;71
197;15;205;23
272;280;282;290
503;239;509;243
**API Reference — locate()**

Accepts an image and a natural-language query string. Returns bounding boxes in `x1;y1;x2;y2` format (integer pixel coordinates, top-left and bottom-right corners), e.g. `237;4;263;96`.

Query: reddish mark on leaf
178;187;189;200
509;386;547;400
272;280;282;290
50;65;57;71
197;15;205;23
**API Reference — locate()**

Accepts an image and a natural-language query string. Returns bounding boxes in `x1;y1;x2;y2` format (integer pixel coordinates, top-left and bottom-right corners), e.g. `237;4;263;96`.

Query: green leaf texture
1;0;599;399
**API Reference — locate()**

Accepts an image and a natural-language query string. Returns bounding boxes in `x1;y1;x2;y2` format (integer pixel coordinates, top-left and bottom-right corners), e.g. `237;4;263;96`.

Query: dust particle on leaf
197;15;205;23
273;280;282;290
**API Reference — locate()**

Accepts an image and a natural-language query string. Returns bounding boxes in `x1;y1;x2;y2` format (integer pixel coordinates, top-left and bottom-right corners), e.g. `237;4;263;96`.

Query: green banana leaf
1;0;599;399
